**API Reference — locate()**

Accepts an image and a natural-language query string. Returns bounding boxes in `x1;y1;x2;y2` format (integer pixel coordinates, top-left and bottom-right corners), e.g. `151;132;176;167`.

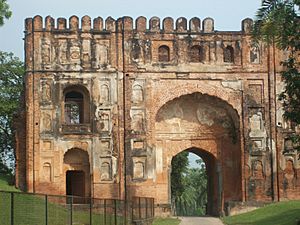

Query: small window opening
65;91;83;124
224;46;234;63
158;45;170;62
190;45;204;62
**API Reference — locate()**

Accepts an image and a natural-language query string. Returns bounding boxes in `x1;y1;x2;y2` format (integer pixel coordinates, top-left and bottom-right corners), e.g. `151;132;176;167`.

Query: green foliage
253;1;300;153
0;0;11;26
171;152;207;216
171;151;189;200
253;0;300;50
0;51;24;171
222;201;300;225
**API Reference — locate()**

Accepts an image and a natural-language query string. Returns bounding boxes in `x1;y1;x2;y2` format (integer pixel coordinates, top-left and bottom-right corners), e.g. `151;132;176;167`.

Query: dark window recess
158;45;170;62
190;45;204;62
65;91;84;124
224;46;234;63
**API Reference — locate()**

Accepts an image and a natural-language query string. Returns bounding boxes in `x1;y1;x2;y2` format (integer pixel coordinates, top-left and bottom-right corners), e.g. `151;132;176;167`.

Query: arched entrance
155;93;242;215
171;148;217;215
63;148;91;202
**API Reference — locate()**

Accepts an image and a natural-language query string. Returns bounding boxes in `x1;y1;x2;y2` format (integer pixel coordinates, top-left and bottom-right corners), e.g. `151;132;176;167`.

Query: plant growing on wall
253;0;300;156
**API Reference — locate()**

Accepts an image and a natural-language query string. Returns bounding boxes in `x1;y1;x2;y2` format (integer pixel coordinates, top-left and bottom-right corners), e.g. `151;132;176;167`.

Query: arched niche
158;45;170;62
63;148;91;199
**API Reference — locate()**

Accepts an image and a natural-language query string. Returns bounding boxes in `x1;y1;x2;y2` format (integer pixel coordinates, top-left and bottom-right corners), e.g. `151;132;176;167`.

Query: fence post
89;197;92;225
104;199;106;225
114;199;117;225
152;199;154;218
10;192;14;225
45;195;48;225
145;198;148;219
139;197;141;220
70;196;73;225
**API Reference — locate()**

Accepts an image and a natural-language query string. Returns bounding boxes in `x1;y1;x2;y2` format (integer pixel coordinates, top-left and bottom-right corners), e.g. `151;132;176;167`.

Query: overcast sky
0;0;261;59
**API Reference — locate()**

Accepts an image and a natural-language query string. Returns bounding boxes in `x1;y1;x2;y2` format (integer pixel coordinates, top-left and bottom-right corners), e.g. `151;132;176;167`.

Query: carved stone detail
58;39;68;64
93;40;109;69
41;38;51;68
284;160;295;181
42;162;52;182
252;160;264;179
96;109;111;134
100;84;110;105
41;111;52;132
40;79;52;104
100;158;112;181
133;157;146;180
131;109;145;132
132;84;144;104
249;111;267;137
100;139;111;156
250;43;260;64
69;39;81;63
82;39;91;68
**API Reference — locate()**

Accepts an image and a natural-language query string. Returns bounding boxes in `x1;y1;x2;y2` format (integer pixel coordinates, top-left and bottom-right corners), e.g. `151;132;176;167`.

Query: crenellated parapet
25;15;254;34
25;15;117;33
24;16;259;72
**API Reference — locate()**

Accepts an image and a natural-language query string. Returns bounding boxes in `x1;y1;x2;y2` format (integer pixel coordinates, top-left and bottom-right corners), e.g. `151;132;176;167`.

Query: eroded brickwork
15;15;300;216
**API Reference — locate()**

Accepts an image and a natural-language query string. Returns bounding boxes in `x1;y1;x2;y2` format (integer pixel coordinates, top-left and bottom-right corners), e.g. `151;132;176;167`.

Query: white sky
0;0;261;59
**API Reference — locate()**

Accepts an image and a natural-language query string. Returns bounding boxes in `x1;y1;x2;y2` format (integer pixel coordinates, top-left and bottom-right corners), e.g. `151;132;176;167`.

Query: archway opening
66;170;85;197
171;148;217;216
63;148;91;202
155;92;242;216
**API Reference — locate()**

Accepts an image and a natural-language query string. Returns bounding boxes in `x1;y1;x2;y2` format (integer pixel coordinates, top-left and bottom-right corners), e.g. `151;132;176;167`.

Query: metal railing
131;197;155;225
0;191;154;225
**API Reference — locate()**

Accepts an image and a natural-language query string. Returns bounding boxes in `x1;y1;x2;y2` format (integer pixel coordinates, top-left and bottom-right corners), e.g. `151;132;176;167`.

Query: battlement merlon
24;15;254;34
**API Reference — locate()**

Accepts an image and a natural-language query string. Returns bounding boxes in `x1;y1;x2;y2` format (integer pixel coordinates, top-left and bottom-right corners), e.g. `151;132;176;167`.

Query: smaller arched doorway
63;148;91;202
171;147;218;216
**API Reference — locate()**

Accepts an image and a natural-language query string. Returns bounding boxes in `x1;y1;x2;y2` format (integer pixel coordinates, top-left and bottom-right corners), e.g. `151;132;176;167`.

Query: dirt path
179;216;224;225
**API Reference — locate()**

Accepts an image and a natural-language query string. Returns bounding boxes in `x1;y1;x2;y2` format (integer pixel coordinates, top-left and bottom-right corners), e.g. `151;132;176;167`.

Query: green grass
0;174;123;225
222;201;300;225
153;217;181;225
0;174;19;192
0;192;124;225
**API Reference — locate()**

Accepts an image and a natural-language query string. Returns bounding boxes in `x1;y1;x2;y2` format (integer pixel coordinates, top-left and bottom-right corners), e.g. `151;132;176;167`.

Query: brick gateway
15;15;300;216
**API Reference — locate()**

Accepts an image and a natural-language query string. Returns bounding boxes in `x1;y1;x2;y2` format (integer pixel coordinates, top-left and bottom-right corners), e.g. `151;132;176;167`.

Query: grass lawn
222;201;300;225
0;174;123;225
153;217;181;225
0;174;19;192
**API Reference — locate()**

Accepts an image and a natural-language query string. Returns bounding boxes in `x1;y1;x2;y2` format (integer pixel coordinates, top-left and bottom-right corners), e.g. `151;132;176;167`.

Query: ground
179;217;224;225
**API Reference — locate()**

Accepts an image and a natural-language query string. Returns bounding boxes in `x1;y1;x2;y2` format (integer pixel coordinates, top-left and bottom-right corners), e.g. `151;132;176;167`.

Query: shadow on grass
0;175;18;192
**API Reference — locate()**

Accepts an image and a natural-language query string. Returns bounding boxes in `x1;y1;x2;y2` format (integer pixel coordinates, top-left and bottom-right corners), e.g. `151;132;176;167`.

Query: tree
171;151;189;214
253;0;300;151
171;152;208;216
187;164;207;215
0;0;12;26
0;51;24;175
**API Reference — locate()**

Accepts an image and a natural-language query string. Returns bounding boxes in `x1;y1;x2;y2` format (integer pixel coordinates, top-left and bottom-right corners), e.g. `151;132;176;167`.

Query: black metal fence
131;197;155;225
0;191;154;225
